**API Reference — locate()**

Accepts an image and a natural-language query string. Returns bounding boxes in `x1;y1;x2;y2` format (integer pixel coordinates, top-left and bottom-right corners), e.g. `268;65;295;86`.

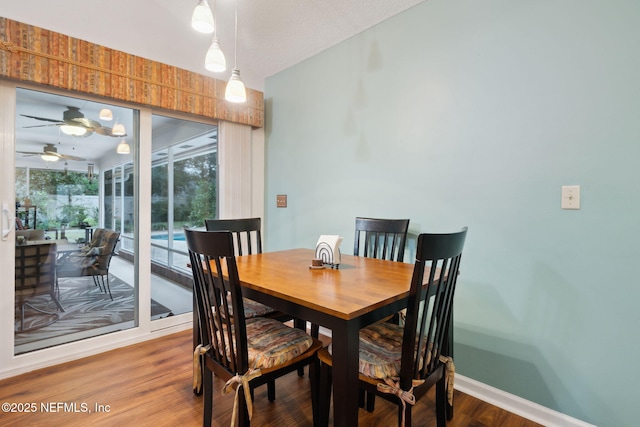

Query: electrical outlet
276;194;287;208
561;185;580;210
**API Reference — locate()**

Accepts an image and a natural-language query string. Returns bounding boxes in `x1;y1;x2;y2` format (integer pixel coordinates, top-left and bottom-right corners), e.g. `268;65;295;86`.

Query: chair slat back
400;227;467;391
354;217;410;261
205;218;262;256
185;228;249;375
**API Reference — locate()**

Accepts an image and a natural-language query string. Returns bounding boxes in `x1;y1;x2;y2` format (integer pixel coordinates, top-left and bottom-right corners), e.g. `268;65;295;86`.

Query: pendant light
99;108;113;121
117;138;130;154
191;0;214;34
112;123;126;136
225;0;246;103
205;39;226;72
204;0;226;72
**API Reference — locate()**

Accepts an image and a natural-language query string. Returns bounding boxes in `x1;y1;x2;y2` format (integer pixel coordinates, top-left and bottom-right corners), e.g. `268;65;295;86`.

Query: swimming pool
151;232;186;241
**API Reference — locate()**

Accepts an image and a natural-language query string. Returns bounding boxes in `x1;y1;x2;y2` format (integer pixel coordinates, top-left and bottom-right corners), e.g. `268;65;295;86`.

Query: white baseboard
311;326;594;427
454;374;596;427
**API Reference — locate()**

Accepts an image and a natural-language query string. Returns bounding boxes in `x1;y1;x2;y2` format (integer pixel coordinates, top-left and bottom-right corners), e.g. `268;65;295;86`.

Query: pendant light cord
213;0;218;38
234;0;238;68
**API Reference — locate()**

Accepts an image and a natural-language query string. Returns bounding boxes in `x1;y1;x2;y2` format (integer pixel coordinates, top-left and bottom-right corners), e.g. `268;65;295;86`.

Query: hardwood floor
0;330;542;426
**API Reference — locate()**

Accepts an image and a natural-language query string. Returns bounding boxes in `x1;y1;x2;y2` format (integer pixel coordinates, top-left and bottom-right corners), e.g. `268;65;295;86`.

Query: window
149;114;218;317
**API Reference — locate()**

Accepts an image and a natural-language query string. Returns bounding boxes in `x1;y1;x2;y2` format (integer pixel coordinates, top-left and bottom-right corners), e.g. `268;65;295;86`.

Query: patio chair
56;228;121;300
15;242;64;332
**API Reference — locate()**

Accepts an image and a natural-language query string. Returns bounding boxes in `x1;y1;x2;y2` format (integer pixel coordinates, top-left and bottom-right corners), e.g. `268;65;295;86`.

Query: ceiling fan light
60;124;87;136
41;153;59;162
99;108;113;121
117;139;130;154
112;123;126;136
192;0;215;34
225;68;247;103
205;38;226;72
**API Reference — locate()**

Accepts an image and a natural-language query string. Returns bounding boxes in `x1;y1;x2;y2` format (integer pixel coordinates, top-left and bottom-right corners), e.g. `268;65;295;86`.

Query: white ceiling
1;0;425;92
14;88;215;169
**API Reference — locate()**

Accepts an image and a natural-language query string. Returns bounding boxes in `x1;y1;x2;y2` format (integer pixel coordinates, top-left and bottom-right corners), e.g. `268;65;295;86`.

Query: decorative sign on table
315;235;343;269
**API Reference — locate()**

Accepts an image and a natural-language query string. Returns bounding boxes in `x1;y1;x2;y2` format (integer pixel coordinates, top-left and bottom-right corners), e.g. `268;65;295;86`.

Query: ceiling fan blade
70;117;101;128
60;153;86;161
42;144;86;161
20;114;62;123
16;151;41;157
23;123;62;129
92;125;121;137
23;109;115;138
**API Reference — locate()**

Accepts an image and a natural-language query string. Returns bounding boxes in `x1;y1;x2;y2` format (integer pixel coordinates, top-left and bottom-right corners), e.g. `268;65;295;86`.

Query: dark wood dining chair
205;218;262;256
185;228;323;427
204;218;305;384
354;217;410;261
310;216;410;338
353;216;410;410
15;242;64;332
204;218;280;319
317;227;468;427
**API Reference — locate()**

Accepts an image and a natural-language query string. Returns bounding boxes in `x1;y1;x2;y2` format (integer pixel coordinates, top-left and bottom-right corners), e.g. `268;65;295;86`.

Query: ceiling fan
17;143;86;162
21;106;124;137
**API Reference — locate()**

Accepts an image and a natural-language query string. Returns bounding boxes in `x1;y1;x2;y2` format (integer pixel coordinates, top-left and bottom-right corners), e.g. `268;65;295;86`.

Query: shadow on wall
454;326;618;426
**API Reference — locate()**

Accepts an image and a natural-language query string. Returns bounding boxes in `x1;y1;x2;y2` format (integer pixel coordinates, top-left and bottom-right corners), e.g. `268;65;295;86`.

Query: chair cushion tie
222;368;262;427
440;355;455;407
193;344;211;394
376;377;424;427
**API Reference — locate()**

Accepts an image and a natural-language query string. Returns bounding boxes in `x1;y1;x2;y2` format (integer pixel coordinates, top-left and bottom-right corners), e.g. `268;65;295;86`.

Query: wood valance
0;17;263;128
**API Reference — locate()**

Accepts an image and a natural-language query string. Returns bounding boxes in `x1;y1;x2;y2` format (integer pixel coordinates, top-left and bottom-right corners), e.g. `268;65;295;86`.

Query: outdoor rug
14;275;173;353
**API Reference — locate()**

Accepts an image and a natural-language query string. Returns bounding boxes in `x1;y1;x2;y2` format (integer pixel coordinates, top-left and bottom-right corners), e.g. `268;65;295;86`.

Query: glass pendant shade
117;139;130;154
191;0;214;34
60;124;87;136
205;38;226;72
225;68;247;103
112;123;126;136
99;108;113;121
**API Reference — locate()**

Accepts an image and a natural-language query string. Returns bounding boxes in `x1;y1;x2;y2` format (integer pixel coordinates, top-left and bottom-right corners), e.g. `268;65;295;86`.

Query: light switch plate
276;194;287;208
561;185;580;210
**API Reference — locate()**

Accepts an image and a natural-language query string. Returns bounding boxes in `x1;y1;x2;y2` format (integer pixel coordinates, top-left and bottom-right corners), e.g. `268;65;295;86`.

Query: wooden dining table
221;247;436;426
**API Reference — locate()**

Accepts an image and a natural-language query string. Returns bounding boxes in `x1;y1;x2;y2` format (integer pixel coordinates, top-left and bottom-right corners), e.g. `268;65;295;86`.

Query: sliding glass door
6;83;221;360
13;87;137;355
150;114;218;318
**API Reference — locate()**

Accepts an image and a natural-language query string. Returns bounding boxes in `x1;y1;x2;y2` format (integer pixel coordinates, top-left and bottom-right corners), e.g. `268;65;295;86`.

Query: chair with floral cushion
56;229;120;300
202;219;306;388
79;227;107;253
317;227;468;427
310;216;411;410
185;228;323;427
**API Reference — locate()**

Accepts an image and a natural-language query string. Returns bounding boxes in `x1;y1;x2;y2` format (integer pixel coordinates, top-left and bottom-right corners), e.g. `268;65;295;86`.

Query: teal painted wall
264;1;640;426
